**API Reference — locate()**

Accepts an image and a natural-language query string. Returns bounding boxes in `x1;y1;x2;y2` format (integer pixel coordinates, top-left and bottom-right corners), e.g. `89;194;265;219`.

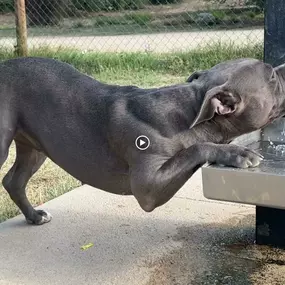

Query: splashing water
276;144;285;156
281;122;285;136
266;136;285;158
273;122;285;156
267;137;276;154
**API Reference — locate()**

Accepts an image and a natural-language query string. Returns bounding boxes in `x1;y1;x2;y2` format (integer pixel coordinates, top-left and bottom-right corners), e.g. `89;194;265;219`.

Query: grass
0;43;263;76
0;43;263;223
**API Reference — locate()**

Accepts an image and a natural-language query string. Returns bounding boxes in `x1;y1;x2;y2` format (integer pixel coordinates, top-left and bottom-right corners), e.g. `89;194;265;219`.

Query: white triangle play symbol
135;135;150;150
139;139;146;147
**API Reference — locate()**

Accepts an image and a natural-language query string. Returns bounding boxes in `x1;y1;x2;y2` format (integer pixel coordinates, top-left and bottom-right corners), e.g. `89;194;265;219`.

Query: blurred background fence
0;0;264;54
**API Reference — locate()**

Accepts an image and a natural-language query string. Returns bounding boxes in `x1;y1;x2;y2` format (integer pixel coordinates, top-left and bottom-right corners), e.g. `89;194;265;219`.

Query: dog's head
187;59;285;134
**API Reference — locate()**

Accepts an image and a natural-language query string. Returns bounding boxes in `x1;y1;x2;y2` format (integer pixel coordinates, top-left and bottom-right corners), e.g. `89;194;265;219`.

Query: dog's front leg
129;143;263;212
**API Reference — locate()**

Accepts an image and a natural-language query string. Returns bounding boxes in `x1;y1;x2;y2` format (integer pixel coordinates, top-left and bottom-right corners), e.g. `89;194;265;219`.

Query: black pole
264;0;285;66
256;0;285;247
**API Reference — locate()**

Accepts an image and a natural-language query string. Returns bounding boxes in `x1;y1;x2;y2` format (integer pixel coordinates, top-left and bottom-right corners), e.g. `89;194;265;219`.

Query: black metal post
264;0;285;67
256;0;285;247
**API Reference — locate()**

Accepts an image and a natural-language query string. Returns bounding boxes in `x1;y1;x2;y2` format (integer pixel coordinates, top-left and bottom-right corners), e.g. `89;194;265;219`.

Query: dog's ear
190;85;241;128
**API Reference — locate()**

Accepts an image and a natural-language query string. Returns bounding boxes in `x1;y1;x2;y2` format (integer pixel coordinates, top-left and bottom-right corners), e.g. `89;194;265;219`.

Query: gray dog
0;57;284;225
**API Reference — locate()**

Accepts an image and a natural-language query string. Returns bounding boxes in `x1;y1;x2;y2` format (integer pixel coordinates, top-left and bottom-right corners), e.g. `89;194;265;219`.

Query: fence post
14;0;28;56
264;0;285;67
255;0;285;247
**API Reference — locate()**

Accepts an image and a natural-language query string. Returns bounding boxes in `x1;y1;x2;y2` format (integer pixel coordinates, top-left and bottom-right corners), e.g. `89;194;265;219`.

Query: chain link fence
0;0;264;53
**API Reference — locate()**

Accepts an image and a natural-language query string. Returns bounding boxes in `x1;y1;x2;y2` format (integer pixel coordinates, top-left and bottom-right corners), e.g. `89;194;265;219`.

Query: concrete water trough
202;117;285;247
202;118;285;210
201;0;285;248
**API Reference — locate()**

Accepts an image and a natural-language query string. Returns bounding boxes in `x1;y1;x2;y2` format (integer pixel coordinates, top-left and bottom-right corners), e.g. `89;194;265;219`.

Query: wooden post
14;0;28;57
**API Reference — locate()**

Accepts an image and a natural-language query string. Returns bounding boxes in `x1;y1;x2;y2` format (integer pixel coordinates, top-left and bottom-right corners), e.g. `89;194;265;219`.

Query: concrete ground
1;170;285;285
1;28;263;52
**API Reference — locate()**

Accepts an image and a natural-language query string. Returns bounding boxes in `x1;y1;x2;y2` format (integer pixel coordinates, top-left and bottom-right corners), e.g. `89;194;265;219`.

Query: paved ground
1;169;285;285
1;28;263;52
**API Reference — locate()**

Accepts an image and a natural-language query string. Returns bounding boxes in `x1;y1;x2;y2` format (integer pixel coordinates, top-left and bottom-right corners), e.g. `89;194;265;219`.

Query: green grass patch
0;43;263;77
0;43;263;222
124;12;153;25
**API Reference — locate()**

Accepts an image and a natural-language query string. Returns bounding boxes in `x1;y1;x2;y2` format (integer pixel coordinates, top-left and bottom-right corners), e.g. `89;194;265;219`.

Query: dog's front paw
26;210;52;225
215;145;263;169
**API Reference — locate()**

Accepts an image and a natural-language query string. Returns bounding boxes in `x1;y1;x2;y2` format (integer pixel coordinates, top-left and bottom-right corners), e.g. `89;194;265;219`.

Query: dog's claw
216;145;263;169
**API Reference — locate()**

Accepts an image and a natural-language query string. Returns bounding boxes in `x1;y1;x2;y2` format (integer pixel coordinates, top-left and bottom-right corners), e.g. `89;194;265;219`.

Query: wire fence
0;0;264;54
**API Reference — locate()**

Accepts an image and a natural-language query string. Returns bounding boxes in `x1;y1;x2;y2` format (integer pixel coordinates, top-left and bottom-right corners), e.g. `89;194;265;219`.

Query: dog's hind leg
0;125;15;169
2;141;50;225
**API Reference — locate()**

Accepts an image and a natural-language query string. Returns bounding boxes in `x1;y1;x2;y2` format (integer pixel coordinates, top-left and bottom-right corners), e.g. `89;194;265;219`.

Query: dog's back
0;57;130;182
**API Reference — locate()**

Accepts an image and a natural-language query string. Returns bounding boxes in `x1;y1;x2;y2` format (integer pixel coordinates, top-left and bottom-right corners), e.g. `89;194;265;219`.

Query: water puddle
145;215;285;285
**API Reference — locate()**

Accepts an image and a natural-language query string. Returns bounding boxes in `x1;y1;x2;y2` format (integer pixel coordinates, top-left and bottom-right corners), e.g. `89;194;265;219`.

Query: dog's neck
153;82;210;126
129;82;245;146
168;82;248;147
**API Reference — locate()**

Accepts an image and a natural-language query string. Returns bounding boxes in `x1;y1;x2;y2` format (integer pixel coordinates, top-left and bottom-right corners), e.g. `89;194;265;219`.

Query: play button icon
135;135;150;150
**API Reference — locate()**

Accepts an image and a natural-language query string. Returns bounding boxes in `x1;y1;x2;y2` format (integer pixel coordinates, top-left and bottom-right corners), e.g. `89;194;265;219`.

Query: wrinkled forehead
226;61;274;92
208;58;259;73
195;58;270;91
